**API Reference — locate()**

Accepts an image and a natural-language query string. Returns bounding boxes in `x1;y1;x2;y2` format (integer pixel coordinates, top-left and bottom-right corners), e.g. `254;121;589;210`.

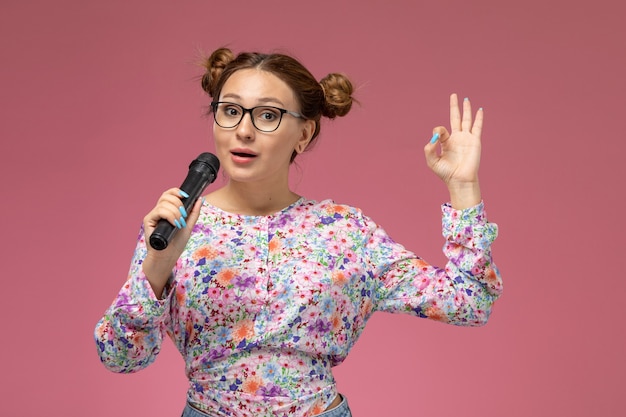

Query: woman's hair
200;47;355;161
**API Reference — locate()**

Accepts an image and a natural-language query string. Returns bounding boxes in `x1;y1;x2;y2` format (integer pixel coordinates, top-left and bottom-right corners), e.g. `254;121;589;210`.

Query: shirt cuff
441;201;498;248
128;270;174;320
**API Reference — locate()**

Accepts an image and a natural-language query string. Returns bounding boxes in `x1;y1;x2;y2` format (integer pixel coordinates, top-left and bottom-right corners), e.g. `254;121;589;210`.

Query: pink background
1;0;624;416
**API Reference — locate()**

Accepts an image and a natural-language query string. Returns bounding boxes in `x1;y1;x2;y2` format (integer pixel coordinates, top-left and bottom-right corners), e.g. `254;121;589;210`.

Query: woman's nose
235;112;255;140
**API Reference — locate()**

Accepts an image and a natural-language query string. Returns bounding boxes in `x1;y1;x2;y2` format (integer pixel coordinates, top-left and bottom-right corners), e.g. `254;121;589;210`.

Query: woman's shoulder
297;198;367;221
299;198;358;212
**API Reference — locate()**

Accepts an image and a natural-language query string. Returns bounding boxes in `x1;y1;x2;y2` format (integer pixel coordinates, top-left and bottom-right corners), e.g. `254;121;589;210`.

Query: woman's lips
230;149;257;164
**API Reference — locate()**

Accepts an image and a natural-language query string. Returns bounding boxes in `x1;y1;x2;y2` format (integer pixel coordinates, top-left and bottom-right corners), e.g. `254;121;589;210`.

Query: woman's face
213;68;314;187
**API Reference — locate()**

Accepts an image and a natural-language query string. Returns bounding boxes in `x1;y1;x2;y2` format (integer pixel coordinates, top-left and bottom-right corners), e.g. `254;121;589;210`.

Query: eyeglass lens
214;103;284;132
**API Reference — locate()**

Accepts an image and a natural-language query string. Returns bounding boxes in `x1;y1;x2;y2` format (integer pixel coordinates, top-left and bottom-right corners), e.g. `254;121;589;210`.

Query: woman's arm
367;202;502;326
370;94;501;324
94;229;174;373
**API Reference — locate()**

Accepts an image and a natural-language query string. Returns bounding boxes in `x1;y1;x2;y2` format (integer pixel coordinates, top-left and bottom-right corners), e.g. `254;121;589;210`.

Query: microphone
149;152;220;250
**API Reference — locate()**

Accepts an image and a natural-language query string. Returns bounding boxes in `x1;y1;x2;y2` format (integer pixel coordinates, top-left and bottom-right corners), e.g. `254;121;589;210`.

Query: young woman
95;48;503;417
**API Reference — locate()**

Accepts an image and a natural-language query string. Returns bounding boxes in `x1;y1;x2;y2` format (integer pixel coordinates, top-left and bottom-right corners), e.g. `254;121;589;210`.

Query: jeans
181;395;352;417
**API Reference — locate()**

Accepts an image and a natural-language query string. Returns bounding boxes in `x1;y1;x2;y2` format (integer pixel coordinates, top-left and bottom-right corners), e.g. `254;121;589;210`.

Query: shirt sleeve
94;227;175;373
368;201;503;326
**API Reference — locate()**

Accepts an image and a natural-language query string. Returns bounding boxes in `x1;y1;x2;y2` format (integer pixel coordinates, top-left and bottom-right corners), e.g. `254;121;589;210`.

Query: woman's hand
141;188;204;297
424;93;483;209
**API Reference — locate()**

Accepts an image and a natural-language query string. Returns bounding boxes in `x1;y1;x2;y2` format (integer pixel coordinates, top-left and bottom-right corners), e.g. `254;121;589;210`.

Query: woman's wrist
447;180;481;210
142;254;178;298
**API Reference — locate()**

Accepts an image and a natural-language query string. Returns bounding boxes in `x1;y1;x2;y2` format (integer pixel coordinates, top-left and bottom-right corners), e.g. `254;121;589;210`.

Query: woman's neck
206;181;301;216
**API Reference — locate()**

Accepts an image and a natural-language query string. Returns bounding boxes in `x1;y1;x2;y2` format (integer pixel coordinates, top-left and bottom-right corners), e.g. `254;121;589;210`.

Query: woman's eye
225;107;241;117
258;109;279;121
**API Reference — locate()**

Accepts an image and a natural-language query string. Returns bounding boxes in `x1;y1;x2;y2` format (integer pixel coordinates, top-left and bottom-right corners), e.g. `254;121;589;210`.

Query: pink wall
1;1;624;415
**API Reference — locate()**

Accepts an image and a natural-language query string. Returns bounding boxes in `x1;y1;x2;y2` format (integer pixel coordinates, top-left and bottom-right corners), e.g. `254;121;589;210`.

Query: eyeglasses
211;101;304;133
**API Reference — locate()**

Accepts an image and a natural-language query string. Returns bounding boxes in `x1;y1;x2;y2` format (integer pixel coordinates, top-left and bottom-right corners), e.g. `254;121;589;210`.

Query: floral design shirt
95;198;502;417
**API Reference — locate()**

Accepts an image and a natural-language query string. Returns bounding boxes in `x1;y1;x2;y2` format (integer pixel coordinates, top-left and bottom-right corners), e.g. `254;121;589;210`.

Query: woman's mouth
230;150;257;164
232;151;256;158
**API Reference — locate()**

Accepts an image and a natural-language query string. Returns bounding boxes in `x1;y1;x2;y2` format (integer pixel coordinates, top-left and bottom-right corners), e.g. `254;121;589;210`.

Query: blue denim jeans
181;395;352;417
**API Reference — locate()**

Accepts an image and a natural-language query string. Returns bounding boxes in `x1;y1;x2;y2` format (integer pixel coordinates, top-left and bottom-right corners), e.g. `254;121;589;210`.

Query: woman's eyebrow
221;93;285;107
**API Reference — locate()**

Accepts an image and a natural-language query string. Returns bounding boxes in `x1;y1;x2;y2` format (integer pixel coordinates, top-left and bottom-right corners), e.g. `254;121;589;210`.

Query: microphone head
191;152;220;179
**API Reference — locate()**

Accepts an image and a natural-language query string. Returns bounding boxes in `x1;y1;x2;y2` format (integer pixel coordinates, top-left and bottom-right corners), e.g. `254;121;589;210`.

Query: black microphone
149;152;220;250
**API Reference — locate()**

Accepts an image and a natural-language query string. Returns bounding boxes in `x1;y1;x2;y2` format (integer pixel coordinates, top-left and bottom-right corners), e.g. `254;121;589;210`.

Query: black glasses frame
210;101;304;133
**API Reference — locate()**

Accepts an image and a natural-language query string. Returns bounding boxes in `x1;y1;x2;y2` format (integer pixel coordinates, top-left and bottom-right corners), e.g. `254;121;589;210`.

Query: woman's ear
295;119;316;154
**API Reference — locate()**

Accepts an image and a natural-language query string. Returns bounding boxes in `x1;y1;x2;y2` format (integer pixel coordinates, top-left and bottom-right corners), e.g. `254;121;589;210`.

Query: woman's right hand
141;188;204;297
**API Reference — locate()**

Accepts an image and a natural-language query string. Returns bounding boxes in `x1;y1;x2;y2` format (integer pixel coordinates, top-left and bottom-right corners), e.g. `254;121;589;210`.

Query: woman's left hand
424;93;483;209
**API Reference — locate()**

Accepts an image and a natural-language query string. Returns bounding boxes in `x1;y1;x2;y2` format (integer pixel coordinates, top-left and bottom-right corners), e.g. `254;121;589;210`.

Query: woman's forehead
220;69;297;106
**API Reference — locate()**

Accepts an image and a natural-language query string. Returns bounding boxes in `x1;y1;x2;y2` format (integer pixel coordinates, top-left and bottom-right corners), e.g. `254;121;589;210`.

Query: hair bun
200;47;235;97
319;73;354;119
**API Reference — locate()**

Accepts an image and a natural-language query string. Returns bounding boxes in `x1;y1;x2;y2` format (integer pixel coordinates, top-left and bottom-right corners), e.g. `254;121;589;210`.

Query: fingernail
202;197;206;205
179;217;187;228
174;219;182;229
430;132;439;144
479;107;483;111
464;97;469;101
179;190;190;198
179;206;188;218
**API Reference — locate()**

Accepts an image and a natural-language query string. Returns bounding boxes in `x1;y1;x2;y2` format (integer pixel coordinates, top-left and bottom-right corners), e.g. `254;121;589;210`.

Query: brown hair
200;48;355;161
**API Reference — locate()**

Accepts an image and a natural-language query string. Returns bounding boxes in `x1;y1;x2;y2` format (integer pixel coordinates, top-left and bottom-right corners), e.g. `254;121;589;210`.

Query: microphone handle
149;169;213;250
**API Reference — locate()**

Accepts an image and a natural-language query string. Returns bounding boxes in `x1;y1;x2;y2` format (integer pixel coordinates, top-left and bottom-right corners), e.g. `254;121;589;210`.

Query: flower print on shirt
95;198;502;417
